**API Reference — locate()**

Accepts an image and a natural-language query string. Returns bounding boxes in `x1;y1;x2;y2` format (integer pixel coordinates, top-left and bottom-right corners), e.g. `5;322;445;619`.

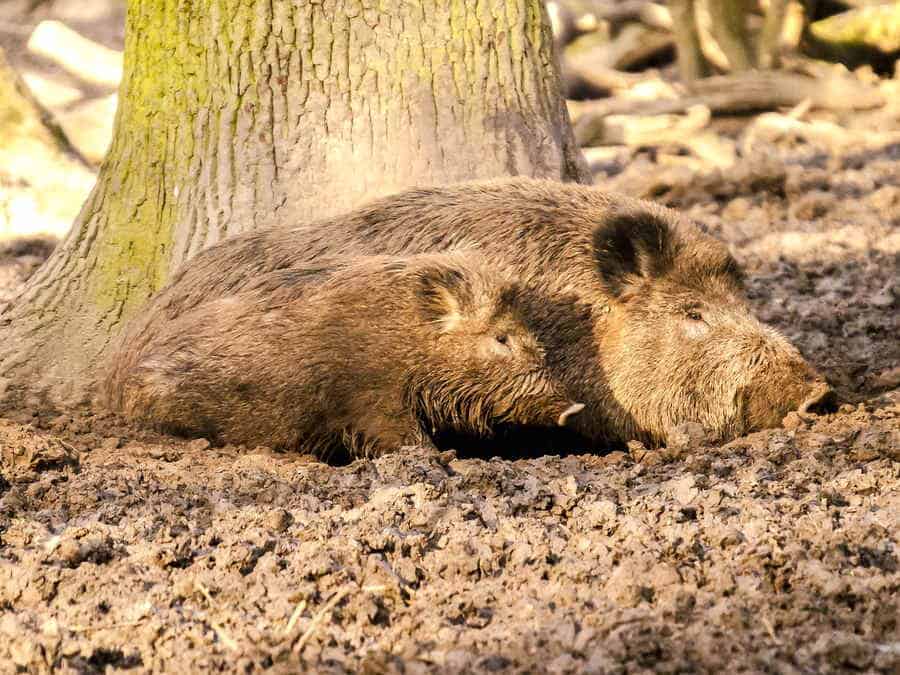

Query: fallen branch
563;64;649;98
0;46;89;168
568;22;673;73
687;70;884;111
594;1;673;31
570;70;884;132
576;104;711;147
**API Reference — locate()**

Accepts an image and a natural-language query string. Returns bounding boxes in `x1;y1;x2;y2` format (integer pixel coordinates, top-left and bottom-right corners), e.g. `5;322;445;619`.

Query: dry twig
293;588;351;655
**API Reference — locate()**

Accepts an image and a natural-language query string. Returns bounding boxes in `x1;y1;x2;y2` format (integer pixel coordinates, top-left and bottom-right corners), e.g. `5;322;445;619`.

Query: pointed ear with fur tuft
415;264;473;330
592;211;675;298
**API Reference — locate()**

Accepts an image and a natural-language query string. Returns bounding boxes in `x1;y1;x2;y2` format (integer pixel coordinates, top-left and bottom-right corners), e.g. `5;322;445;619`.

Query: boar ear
415;264;472;329
592;211;674;297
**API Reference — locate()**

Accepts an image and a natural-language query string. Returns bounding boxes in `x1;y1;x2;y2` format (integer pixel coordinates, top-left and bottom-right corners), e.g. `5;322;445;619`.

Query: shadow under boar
102;252;585;459
132;177;834;447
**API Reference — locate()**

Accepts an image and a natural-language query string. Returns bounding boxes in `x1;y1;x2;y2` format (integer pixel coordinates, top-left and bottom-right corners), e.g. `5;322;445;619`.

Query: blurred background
1;0;123;235
1;0;899;242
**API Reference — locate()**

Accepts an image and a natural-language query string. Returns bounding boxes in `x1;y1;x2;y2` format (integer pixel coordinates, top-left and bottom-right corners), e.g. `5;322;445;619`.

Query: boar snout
743;355;836;433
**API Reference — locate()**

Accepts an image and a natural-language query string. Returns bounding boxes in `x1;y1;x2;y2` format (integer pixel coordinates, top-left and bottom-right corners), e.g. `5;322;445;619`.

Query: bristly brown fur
102;177;830;447
102;252;581;458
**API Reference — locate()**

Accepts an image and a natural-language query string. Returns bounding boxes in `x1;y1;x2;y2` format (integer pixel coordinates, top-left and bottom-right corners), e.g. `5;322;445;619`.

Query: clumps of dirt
0;417;77;481
610;152;792;209
0;391;897;673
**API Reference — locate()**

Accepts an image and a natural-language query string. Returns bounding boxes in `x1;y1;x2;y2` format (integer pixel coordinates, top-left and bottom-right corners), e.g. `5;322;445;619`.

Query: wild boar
118;177;833;446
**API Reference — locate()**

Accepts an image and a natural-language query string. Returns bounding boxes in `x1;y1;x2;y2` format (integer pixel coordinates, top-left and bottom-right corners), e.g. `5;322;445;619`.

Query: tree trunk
0;0;588;409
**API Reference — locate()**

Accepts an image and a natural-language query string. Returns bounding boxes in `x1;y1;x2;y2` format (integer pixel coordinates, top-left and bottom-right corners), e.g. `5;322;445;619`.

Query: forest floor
1;3;899;671
1;131;898;673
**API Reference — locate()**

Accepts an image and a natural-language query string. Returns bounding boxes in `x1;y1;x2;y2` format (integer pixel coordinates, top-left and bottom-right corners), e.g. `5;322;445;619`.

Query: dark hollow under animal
118;177;834;447
102;252;585;458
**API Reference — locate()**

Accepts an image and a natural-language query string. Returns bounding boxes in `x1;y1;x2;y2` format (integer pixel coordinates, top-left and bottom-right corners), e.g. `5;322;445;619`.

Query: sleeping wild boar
102;252;585;458
115;178;834;447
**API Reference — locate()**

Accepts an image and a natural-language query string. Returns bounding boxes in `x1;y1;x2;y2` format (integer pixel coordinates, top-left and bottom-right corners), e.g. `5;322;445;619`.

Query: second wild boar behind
102;252;585;458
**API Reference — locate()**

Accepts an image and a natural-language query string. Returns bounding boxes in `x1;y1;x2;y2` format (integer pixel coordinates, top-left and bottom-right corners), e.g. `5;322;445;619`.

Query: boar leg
345;413;438;458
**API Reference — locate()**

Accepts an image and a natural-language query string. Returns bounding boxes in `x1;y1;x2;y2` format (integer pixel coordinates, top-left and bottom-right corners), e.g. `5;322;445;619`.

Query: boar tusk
798;381;836;415
558;403;585;427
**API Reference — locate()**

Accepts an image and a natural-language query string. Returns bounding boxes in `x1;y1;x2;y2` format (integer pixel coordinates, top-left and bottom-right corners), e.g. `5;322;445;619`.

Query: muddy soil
1;140;899;673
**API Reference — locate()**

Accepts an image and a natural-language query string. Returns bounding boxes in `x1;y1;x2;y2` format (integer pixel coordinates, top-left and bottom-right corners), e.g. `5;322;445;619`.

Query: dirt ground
1;2;898;673
1;131;898;674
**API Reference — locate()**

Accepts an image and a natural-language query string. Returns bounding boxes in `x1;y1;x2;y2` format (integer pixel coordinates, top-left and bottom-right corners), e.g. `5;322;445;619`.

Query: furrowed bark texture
0;0;588;407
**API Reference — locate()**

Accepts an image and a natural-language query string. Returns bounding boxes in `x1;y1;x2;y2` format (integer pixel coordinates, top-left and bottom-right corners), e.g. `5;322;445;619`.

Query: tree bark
0;0;588;409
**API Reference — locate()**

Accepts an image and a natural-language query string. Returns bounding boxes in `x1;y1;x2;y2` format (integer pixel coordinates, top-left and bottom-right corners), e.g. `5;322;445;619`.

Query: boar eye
686;309;703;322
495;333;509;345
